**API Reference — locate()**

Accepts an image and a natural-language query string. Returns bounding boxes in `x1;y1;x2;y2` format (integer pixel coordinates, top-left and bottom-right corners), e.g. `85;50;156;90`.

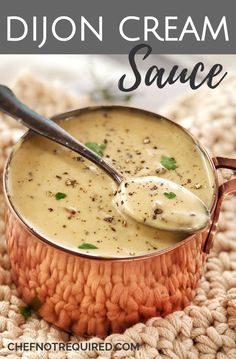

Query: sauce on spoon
115;176;210;233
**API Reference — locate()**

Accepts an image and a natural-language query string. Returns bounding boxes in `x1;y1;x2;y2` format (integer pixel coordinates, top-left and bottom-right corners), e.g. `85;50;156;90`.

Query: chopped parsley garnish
88;70;133;102
78;243;98;249
55;192;67;200
19;297;41;320
85;142;107;157
19;306;31;320
164;192;176;199
89;85;133;102
161;156;177;170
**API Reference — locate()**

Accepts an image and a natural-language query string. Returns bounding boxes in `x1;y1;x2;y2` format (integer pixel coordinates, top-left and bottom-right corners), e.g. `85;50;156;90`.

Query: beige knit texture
0;73;236;359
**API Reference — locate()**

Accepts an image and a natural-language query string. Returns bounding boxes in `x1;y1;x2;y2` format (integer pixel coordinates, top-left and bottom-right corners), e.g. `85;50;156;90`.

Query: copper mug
3;106;236;338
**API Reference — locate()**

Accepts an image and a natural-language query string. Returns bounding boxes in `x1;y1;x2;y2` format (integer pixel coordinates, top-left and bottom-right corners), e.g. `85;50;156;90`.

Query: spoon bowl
115;176;210;234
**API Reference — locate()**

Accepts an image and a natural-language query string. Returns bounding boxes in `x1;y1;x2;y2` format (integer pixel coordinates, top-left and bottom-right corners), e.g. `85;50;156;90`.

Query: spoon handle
0;85;123;184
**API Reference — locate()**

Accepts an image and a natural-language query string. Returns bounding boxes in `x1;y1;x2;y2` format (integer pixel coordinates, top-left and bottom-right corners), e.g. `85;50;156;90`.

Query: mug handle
203;157;236;253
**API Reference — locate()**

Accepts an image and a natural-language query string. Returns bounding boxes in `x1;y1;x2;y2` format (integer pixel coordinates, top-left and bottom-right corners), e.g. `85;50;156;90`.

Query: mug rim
3;105;219;262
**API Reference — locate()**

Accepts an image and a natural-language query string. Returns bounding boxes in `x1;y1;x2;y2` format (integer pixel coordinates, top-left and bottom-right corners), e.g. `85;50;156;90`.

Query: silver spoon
0;85;210;234
0;85;124;185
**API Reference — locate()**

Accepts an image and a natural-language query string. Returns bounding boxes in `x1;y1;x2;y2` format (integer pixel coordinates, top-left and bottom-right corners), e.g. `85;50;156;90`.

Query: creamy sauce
115;176;210;232
7;108;215;257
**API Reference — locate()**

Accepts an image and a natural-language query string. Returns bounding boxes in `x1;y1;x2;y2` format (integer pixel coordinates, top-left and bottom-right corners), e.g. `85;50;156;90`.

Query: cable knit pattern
0;73;236;358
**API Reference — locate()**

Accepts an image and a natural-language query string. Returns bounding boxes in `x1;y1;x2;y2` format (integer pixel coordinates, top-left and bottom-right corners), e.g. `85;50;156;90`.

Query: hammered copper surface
5;209;208;337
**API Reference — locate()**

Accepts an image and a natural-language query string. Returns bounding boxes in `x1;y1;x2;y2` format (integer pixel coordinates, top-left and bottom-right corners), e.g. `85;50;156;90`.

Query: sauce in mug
7;108;215;257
